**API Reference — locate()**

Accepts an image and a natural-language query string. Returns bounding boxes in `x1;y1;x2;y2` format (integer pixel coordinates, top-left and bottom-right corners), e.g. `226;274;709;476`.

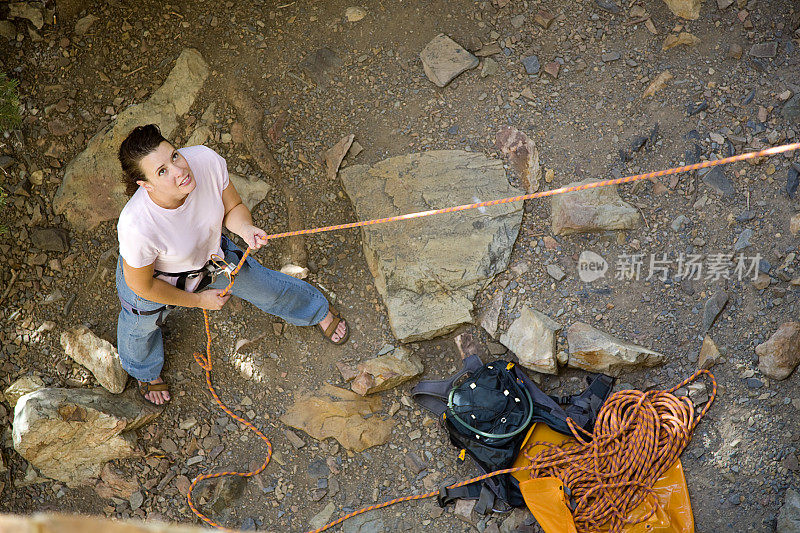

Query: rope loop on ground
186;248;270;532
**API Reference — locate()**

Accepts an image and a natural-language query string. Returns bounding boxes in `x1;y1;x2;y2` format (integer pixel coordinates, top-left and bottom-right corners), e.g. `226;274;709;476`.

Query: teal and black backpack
411;354;614;513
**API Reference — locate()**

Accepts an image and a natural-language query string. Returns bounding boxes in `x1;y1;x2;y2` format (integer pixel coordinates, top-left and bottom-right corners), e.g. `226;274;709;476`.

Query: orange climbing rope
185;142;794;531
186;248;274;531
259;142;800;241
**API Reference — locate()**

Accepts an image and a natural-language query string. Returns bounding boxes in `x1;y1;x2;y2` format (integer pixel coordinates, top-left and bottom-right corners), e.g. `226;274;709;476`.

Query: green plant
0;73;21;132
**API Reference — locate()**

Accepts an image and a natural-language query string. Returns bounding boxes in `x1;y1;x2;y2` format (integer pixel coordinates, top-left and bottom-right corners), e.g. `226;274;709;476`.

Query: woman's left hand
239;225;269;250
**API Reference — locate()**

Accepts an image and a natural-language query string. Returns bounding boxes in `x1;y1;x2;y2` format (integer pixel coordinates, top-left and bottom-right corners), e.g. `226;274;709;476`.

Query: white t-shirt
117;145;229;282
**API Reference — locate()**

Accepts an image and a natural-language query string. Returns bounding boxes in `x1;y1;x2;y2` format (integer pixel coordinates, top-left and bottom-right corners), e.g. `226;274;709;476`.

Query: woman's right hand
196;289;231;310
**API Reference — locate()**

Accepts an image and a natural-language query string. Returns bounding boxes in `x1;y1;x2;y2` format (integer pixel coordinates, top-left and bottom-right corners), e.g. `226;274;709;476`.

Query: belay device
412;354;614;514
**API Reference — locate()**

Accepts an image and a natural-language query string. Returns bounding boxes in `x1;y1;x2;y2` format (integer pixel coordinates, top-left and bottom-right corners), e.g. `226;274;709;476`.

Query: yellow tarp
512;423;694;533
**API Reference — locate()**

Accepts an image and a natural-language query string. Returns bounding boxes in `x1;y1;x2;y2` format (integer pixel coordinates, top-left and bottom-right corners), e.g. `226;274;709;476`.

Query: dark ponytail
118;124;167;196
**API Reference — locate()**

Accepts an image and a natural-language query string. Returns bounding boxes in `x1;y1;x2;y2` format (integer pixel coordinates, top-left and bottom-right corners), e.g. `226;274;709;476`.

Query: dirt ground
1;0;799;531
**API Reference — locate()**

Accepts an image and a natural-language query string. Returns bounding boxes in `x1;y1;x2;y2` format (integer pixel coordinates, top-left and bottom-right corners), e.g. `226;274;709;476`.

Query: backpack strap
437;480;510;515
437;480;482;507
412;354;484;417
474;485;498;515
562;374;615;433
511;365;574;435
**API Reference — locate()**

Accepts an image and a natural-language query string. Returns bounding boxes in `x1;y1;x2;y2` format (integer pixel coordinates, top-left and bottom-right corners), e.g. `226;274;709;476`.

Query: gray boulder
778;488;800;532
420;34;478;87
551;179;641;236
500;307;562;374
757;322;800;380
340;151;523;342
53;49;209;231
61;326;127;394
229;173;271;212
783;94;800;124
13;388;161;486
566;322;665;375
350;347;424;396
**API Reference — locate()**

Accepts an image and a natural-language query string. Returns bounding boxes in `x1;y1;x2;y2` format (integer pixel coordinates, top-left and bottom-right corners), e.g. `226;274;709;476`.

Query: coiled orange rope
520;369;717;533
185;142;793;531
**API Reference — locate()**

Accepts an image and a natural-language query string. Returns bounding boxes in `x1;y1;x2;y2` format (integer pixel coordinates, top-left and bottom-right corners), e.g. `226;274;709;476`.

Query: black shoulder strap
511;365;614;437
563;374;615;433
411;354;483;417
437;480;482;507
510;364;574;435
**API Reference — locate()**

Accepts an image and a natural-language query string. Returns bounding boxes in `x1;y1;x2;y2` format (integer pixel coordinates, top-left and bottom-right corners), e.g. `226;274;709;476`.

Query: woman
116;124;349;405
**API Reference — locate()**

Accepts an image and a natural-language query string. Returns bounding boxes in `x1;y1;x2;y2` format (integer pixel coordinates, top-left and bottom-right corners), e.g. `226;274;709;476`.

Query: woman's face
136;141;196;203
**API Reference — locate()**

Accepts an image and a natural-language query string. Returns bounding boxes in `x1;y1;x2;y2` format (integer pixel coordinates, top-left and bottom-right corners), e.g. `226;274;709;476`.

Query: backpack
411;354;614;514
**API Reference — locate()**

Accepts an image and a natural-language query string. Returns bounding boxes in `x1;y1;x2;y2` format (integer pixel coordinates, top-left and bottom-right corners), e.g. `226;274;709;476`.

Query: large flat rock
340;151;523;342
280;384;392;452
12;388;161;486
53;48;209;231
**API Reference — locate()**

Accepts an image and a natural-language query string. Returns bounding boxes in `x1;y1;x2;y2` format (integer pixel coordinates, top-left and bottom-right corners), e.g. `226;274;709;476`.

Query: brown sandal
317;304;350;345
138;380;170;405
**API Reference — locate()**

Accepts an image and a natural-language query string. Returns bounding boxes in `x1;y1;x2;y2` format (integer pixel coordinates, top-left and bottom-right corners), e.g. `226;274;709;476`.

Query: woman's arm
221;182;268;249
122;259;229;310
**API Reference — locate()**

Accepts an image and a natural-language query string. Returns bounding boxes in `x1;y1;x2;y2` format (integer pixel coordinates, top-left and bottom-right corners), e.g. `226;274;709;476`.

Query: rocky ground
1;0;800;532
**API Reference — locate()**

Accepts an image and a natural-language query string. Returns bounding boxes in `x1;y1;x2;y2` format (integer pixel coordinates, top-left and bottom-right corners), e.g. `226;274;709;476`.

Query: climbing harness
118;251;246;319
153;261;218;292
182;142;791;531
411;355;613;513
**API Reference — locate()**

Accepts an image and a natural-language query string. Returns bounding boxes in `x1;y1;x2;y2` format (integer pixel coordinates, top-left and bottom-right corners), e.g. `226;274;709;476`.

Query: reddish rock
543;236;560;250
495;126;541;193
48;118;76;136
336;361;359;382
230;122;244;144
543;62;560;79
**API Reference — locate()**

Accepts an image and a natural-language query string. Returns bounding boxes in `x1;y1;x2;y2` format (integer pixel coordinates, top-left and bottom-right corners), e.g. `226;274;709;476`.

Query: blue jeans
116;235;329;382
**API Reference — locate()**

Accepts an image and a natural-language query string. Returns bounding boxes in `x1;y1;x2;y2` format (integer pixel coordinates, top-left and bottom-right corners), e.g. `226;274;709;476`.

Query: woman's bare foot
138;377;170;405
318;310;348;343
